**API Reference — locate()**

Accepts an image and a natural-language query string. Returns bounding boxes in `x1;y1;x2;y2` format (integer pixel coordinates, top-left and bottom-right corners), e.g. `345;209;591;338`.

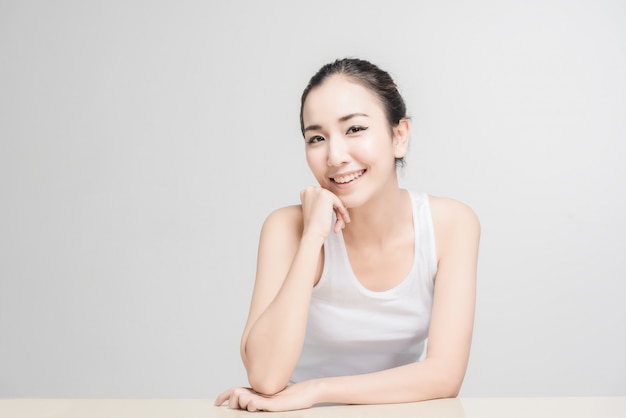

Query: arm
240;206;322;395
240;188;350;395
316;197;480;404
223;197;480;411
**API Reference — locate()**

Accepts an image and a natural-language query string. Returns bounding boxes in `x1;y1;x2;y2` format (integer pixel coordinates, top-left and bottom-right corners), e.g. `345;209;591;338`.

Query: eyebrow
303;113;369;133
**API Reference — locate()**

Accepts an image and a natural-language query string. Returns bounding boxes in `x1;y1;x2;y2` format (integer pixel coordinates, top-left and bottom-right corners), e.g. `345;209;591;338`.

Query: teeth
333;170;364;184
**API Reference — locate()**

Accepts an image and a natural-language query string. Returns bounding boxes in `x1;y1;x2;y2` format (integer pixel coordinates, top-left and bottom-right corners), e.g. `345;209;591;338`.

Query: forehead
302;74;385;124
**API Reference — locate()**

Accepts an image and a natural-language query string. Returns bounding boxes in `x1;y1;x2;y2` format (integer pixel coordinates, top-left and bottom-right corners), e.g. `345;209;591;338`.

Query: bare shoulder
261;205;304;239
428;196;481;257
258;205;306;255
253;204;305;298
428;196;480;228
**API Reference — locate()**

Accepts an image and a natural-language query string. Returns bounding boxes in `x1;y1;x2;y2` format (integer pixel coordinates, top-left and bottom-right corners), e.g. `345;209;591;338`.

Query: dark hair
299;58;409;167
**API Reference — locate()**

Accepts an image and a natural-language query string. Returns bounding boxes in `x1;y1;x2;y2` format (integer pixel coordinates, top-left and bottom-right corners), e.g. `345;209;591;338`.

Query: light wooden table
1;397;624;417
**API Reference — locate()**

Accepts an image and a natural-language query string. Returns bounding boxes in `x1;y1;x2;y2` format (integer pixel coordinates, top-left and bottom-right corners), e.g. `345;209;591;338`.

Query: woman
215;58;480;412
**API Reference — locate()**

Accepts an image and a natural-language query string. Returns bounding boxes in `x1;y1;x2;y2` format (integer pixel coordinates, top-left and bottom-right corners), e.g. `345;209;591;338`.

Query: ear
392;118;410;158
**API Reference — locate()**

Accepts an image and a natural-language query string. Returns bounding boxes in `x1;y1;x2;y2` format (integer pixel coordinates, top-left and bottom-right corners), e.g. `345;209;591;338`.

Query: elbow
426;380;461;400
424;366;464;399
422;357;466;399
241;346;292;395
247;372;289;396
443;381;461;398
435;374;463;399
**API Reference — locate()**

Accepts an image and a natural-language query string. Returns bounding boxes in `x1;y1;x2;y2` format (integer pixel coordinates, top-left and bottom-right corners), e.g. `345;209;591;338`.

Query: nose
327;136;350;167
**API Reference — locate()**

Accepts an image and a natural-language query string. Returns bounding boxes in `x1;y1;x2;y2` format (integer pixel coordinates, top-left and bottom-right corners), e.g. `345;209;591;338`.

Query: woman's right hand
299;186;350;240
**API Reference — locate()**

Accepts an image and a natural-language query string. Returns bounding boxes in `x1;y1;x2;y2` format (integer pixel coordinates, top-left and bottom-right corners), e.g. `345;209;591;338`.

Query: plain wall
1;0;624;398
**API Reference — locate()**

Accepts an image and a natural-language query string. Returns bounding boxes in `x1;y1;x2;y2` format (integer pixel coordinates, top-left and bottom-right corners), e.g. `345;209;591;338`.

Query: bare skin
215;74;481;412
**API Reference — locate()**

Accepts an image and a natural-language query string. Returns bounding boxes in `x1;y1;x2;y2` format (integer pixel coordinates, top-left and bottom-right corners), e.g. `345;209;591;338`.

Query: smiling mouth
331;169;366;184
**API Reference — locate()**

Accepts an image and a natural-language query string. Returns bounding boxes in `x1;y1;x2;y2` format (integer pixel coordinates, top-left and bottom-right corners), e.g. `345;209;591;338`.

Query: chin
337;192;368;210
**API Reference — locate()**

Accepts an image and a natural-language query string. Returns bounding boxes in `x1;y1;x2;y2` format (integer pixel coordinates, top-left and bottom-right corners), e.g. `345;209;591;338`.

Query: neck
342;187;410;245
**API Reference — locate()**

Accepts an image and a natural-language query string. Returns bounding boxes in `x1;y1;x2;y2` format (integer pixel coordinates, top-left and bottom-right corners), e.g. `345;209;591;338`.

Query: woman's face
301;74;408;208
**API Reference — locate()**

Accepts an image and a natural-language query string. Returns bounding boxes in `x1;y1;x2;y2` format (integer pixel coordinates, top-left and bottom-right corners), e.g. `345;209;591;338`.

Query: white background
1;0;625;398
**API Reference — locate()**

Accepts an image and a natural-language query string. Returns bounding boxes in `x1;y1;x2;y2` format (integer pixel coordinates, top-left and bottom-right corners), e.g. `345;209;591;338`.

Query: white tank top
290;190;437;383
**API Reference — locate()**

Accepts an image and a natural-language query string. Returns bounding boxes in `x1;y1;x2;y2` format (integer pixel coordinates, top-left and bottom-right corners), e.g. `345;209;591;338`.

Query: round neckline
336;190;418;298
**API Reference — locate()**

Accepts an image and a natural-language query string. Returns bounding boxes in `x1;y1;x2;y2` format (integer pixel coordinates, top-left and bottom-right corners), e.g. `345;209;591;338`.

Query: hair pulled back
299;58;409;167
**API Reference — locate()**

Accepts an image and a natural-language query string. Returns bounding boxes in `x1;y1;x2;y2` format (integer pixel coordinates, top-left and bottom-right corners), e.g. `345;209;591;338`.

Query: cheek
304;149;316;168
357;132;394;161
305;148;326;176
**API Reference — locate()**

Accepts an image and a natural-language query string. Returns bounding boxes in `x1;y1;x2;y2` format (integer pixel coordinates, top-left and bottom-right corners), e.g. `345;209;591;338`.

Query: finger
333;203;350;232
247;397;267;412
332;199;350;224
228;390;246;410
247;399;258;412
300;186;315;203
236;390;253;410
214;388;232;406
333;214;345;233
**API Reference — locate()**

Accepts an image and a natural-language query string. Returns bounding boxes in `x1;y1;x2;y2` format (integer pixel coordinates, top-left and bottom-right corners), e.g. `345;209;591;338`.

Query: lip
329;169;366;188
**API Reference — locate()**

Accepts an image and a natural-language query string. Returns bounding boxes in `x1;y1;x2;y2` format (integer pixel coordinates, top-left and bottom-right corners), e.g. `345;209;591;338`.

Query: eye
346;125;368;135
306;135;325;145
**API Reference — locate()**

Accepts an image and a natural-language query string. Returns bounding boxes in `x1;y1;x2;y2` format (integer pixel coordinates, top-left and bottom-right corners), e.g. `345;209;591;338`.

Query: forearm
312;358;464;406
242;234;324;394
